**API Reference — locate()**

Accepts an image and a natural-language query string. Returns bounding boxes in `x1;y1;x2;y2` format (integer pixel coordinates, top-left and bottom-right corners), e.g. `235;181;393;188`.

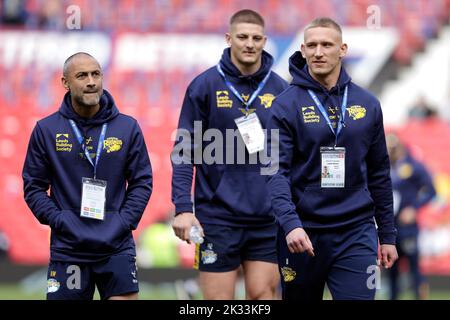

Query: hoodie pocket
297;187;374;221
57;210;129;252
211;170;272;216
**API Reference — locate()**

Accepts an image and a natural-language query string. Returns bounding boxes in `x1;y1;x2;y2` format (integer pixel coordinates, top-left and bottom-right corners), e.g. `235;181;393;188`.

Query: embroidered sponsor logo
216;90;233;108
55;133;72;152
301;106;320;123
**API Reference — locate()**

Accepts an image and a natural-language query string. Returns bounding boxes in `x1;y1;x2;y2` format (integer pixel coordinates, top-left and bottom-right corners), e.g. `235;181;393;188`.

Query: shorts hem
101;289;139;300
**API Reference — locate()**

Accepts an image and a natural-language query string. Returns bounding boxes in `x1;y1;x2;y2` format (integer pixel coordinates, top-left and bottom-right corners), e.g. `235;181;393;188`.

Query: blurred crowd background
1;0;450;299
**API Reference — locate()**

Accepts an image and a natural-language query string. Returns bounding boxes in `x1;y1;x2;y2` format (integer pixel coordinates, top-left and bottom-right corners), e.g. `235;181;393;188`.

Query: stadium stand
12;0;450;64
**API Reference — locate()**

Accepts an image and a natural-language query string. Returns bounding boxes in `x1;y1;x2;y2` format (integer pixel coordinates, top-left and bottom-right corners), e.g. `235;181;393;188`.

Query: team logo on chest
216;90;233;108
301;106;320;123
258;93;275;109
103;137;123;153
347;105;366;120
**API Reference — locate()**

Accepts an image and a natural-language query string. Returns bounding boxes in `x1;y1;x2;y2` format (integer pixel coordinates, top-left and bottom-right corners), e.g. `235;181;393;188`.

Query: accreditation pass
234;112;265;154
320;146;345;188
80;177;106;220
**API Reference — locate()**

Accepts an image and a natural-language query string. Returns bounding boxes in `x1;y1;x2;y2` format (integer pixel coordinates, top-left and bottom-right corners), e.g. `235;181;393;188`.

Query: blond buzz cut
304;17;343;38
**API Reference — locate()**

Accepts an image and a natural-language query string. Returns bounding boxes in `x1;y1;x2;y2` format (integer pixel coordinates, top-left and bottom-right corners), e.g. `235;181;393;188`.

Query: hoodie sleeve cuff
280;214;303;236
378;231;397;245
175;203;194;215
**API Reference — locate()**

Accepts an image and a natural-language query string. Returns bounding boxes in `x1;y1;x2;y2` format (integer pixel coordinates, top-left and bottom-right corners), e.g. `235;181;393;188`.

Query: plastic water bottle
189;225;204;244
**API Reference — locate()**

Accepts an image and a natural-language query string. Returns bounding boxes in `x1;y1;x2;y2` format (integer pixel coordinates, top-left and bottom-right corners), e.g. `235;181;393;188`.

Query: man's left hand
379;244;398;269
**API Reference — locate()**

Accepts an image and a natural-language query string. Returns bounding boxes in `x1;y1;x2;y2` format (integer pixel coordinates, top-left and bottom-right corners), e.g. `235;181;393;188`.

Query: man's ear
225;32;232;46
300;44;306;58
339;43;348;58
61;77;69;91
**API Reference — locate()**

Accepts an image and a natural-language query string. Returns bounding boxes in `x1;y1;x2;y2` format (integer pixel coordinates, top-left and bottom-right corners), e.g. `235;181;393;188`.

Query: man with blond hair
266;18;398;300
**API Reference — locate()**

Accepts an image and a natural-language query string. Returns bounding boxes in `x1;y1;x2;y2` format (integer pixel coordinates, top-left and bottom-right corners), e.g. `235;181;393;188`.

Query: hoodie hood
289;51;351;92
219;47;274;83
59;89;119;126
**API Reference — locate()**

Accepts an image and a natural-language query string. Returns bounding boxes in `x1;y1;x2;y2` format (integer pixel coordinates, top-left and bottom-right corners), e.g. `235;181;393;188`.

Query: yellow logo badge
259;93;275;109
281;266;296;282
104;137;123;153
347;105;366;120
301;106;320;123
239;108;256;116
55;133;72;152
216;90;233;108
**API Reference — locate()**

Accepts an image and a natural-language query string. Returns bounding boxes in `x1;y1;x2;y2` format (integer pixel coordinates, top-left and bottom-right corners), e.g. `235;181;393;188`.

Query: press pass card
234;113;265;154
320;147;345;188
80;177;106;220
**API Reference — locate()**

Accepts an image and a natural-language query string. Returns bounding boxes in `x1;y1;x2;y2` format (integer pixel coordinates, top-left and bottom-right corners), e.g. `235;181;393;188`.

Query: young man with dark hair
171;9;288;299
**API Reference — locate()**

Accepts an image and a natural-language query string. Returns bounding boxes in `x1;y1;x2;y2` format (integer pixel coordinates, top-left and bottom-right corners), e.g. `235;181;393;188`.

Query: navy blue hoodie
171;48;288;226
23;90;152;262
391;153;435;238
266;52;396;244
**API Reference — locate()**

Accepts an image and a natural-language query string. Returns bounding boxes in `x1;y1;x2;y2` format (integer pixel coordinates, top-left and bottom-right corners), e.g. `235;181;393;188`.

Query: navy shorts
278;220;378;300
195;223;278;272
46;254;139;300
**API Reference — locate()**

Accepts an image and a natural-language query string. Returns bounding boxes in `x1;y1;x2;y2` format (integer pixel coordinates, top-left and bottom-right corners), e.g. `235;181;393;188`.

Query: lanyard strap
308;85;348;146
69;120;107;179
216;64;271;114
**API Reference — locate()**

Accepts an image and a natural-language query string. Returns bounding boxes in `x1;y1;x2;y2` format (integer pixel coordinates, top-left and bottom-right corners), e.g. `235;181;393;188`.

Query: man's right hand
172;212;204;244
286;228;315;256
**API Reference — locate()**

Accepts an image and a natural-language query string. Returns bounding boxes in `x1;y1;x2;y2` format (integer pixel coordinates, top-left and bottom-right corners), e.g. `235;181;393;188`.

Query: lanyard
308;85;348;146
69;120;107;179
216;64;271;114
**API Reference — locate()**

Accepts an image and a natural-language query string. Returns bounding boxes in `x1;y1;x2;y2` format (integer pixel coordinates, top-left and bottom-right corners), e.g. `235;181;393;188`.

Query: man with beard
23;52;153;300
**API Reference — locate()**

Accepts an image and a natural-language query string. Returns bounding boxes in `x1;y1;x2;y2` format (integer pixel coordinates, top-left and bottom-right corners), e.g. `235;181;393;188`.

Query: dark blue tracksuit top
23;90;153;262
171;48;288;227
391;153;436;239
266;52;397;244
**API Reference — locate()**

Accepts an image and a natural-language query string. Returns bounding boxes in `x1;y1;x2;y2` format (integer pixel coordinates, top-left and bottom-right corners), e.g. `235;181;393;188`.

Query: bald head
61;52;104;118
63;52;101;77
